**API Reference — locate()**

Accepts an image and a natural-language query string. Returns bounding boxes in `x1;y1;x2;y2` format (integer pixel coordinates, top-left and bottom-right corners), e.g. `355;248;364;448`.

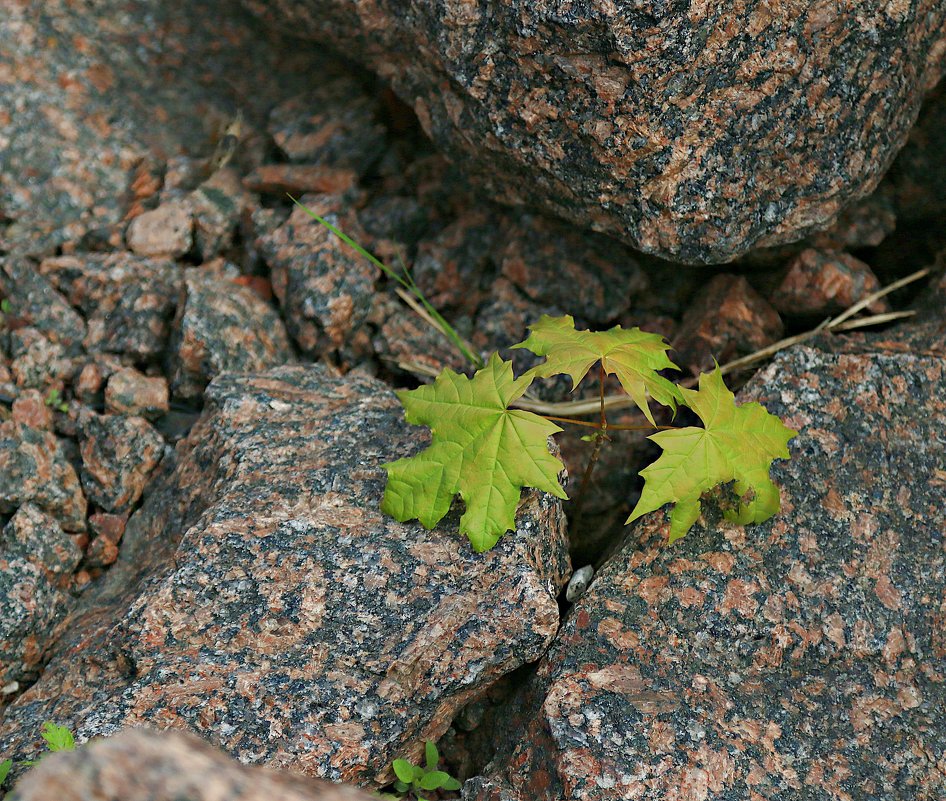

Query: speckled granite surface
0;365;570;787
243;1;946;263
463;341;946;800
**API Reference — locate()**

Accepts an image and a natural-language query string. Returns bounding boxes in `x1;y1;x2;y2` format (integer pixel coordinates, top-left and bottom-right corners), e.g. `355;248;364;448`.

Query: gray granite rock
78;412;165;514
243;0;946;263
464;340;946;800
0;366;570;788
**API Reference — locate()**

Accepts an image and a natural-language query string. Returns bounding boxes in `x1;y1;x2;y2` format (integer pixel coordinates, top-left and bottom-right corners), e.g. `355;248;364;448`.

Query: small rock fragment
0;260;87;351
8;328;74;391
0;421;87;531
2;503;82;577
673;274;783;374
411;209;498;318
105;367;169;419
565;565;594;602
268;77;386;173
771;248;889;317
260;198;376;356
78;412;164;513
168;271;294;400
40;253;182;360
497;213;647;323
0;505;81;683
189;168;253;260
243;164;358;196
11;390;53;430
126;200;194;258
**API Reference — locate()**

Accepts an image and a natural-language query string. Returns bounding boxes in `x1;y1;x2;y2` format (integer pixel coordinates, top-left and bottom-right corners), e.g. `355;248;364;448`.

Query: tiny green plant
2;721;77;784
38;721;75;753
377;741;461;800
301;204;797;551
44;388;69;413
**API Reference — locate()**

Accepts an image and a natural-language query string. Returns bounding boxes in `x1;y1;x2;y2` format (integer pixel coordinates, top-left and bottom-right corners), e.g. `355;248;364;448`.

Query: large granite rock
243;1;946;263
0;366;570;787
463;338;946;799
10;728;375;801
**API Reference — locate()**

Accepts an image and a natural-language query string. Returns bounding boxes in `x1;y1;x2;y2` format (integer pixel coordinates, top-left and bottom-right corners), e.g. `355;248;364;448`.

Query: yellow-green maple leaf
512;315;683;424
627;368;796;542
382;354;567;552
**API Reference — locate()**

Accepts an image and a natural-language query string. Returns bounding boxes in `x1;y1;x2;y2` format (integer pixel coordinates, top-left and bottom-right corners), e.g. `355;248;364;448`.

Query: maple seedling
383;315;796;550
299;204;796;552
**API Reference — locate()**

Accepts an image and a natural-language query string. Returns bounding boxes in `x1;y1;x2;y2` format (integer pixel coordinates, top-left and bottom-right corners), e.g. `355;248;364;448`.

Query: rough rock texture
125;200;194;258
0;504;82;684
0;0;348;258
244;0;946;263
497;213;647;324
464;341;946;800
168;271;294;401
8;328;75;392
268;78;386;173
0;261;87;352
11;728;376;801
0;421;87;532
0;366;570;787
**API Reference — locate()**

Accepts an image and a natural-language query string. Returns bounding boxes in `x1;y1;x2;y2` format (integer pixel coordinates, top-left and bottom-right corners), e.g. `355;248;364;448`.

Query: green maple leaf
627;368;796;542
382;354;567;551
513;315;683;424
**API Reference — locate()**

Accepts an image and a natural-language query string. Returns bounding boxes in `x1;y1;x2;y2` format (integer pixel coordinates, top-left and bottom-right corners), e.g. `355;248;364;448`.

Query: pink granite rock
125;200;194;258
78;412;165;514
11;728;376;801
39;253;183;361
243;0;946;263
104;367;169;419
259;197;377;357
0;421;87;532
0;504;81;683
771;248;889;317
464;340;946;801
0;366;570;788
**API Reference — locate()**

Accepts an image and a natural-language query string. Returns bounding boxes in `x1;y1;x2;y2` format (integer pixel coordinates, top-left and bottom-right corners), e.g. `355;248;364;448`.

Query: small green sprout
39;721;75;753
0;759;11;785
17;720;77;769
44;388;68;413
377;741;461;800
